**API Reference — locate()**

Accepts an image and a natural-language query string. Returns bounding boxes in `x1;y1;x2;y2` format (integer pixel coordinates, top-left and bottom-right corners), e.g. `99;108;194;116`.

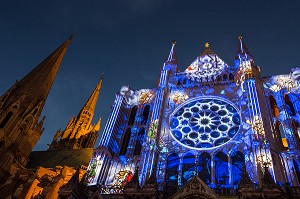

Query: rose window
170;97;241;149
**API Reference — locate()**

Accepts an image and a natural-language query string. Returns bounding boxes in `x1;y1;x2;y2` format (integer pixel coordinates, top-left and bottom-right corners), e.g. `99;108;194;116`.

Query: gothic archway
198;152;211;184
182;153;196;185
120;128;131;155
166;153;180;195
215;151;229;185
231;151;245;185
284;94;296;116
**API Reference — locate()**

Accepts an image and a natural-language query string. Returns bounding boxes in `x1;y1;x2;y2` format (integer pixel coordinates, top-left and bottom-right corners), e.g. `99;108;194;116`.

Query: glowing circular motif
170;97;241;149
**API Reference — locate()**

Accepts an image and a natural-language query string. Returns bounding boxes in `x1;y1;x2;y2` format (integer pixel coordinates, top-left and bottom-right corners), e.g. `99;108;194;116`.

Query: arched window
182;153;196;185
284;94;296;116
24;116;33;132
128;106;137;125
0;111;13;128
215;152;229;185
133;128;145;155
223;74;228;81
198;152;211;184
275;121;288;148
231;151;245;185
229;73;234;81
120;128;131;155
269;95;279;117
166;153;180;194
141;105;150;125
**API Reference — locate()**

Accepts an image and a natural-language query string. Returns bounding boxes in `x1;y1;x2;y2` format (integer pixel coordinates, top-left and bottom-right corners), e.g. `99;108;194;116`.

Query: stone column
211;154;215;185
228;154;232;185
178;154;183;187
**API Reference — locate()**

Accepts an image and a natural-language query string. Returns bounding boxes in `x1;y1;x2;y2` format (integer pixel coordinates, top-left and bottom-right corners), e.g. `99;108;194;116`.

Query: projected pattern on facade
170;97;241;149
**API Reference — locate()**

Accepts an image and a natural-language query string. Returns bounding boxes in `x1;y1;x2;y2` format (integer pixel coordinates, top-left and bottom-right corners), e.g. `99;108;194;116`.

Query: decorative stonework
170;96;241;149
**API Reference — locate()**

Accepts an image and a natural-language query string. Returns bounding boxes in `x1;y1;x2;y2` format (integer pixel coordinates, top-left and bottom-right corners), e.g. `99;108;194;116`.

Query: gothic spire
79;75;103;117
235;36;254;63
1;35;72;116
164;40;177;65
56;76;103;144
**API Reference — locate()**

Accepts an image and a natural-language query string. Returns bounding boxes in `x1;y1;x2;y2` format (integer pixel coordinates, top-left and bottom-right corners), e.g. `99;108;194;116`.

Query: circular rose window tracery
170;97;241;149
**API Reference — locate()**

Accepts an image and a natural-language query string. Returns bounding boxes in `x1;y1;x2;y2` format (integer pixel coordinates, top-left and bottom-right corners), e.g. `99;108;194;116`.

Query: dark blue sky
1;0;300;150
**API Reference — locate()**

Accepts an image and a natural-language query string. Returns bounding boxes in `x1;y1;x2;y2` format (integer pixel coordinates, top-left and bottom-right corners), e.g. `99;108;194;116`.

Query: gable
171;176;220;199
184;46;229;82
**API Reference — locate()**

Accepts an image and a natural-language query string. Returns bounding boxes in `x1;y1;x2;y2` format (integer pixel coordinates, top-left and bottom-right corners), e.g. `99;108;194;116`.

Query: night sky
1;1;300;151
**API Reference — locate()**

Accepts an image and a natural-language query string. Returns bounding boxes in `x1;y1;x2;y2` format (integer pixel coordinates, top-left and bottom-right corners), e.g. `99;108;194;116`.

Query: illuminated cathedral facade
86;38;300;198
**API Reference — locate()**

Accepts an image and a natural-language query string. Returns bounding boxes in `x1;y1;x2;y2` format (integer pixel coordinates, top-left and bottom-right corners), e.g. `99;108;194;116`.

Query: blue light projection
198;152;211;184
215;152;229;185
182;153;196;185
231;151;245;185
170;96;241;149
86;39;300;196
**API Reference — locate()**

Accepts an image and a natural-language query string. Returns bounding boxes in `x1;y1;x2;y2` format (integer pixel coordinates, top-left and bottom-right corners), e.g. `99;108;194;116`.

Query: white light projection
169;96;241;149
185;47;228;82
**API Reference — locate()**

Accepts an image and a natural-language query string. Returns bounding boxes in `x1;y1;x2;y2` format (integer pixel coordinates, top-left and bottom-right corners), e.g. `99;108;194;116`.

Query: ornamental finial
238;35;242;40
205;42;209;48
172;40;176;45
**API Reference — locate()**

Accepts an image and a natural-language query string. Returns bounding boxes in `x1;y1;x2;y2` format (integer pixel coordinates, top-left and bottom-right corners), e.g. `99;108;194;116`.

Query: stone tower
0;36;72;182
48;77;103;151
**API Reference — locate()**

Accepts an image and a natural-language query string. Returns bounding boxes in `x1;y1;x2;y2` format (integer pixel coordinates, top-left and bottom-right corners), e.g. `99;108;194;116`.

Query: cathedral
1;35;300;199
0;36;103;198
85;37;300;199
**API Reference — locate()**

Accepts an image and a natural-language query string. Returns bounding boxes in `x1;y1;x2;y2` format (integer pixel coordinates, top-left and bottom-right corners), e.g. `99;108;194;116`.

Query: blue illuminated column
86;94;124;186
99;94;123;147
140;42;178;186
235;37;276;183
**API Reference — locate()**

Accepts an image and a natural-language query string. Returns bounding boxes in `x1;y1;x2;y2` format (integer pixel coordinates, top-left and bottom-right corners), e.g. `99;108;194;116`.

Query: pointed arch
166;153;180;195
197;152;211;184
133;128;145;155
0;111;13;128
215;151;229;185
231;151;245;185
141;105;150;125
284;94;296;116
182;152;196;185
24;115;34;132
223;74;228;81
269;95;279;117
120;128;131;155
128;106;137;125
275;121;288;148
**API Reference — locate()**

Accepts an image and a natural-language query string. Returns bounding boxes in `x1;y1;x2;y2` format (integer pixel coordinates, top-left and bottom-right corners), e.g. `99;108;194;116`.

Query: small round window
170;96;241;149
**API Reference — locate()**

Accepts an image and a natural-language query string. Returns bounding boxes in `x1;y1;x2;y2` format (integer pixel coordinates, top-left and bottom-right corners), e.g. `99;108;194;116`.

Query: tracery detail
170;97;241;149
